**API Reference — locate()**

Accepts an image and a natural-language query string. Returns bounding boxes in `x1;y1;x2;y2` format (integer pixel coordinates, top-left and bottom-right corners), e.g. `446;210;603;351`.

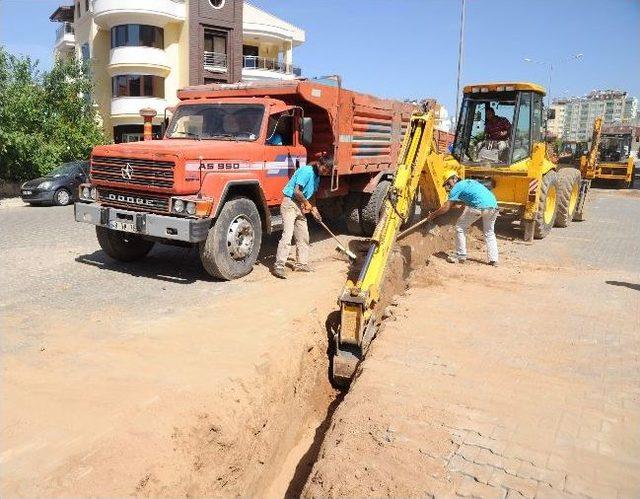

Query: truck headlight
90;187;97;200
82;186;91;199
173;199;185;213
186;201;196;215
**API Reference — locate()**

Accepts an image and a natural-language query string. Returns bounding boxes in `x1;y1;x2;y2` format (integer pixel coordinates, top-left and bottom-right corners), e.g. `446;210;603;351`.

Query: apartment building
50;0;305;143
550;90;639;142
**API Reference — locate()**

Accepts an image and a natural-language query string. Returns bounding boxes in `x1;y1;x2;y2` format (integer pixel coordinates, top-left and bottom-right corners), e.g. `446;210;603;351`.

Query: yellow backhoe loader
332;82;595;386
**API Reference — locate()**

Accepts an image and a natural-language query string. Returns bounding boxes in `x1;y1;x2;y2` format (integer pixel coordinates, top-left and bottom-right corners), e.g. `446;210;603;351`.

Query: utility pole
454;0;467;125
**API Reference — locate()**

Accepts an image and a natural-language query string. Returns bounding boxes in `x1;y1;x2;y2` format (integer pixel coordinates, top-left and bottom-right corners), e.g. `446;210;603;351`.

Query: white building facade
50;0;305;143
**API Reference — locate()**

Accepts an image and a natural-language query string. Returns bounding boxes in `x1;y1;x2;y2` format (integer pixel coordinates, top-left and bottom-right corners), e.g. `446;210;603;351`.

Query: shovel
396;215;440;240
316;219;357;261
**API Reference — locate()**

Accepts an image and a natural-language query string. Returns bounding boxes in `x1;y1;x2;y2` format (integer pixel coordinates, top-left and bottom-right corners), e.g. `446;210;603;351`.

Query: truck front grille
98;187;170;213
91;156;175;189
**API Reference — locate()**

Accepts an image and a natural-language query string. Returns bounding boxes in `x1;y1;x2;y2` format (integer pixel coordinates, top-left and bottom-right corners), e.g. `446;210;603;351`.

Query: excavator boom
332;110;451;386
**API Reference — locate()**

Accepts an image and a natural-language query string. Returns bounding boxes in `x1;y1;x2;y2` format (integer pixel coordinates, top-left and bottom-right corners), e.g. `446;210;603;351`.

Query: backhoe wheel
555;167;582;228
533;170;559;239
199;197;262;280
96;226;154;262
344;192;363;235
360;179;390;236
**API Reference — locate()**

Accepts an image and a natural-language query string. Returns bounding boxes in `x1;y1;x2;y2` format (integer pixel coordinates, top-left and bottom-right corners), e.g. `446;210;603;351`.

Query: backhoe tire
533;170;559;239
344;192;363;236
199;197;262;280
96;226;154;262
360;179;391;236
555;167;582;228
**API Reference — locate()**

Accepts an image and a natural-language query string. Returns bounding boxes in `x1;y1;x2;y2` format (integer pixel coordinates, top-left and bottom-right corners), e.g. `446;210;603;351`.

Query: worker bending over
426;170;499;266
273;160;331;278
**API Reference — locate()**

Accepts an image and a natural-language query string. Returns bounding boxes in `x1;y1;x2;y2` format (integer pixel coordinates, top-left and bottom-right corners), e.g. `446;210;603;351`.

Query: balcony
54;22;75;52
241;56;301;81
203;51;227;73
111;97;168;119
93;0;186;29
108;46;170;77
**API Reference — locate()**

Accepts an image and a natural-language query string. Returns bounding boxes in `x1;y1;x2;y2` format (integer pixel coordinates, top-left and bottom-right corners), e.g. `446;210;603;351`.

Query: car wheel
54;188;71;206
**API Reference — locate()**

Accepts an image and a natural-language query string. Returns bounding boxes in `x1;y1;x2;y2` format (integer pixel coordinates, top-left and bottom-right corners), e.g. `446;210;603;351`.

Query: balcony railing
56;22;75;42
242;56;301;77
203;51;227;71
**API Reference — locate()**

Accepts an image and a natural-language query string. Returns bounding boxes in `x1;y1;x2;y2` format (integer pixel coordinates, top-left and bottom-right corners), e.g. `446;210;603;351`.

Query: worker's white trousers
455;207;499;263
275;196;310;267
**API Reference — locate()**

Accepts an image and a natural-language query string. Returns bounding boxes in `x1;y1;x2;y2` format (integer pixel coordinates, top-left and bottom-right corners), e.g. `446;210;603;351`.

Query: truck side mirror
301;117;313;147
547;108;556;120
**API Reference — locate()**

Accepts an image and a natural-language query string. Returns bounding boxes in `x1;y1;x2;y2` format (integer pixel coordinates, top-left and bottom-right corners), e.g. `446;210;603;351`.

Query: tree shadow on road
606;280;640;291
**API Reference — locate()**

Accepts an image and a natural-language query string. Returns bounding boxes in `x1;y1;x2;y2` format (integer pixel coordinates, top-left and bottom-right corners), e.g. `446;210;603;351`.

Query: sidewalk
304;189;640;498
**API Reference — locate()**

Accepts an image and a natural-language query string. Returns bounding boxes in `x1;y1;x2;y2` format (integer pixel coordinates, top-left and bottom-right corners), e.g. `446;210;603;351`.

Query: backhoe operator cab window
453;91;543;166
166;103;264;141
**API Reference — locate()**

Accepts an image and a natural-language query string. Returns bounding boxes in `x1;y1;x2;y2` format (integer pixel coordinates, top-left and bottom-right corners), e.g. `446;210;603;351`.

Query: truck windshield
599;135;631;161
166;103;264;141
452;93;517;165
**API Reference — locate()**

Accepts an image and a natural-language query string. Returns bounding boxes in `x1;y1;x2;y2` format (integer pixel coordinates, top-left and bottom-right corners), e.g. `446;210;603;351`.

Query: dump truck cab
451;82;587;240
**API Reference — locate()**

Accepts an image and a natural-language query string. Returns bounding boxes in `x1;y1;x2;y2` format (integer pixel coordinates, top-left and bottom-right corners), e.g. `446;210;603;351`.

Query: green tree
0;47;108;183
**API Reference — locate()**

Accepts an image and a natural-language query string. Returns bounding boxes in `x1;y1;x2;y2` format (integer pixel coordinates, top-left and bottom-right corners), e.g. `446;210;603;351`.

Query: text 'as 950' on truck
75;78;418;280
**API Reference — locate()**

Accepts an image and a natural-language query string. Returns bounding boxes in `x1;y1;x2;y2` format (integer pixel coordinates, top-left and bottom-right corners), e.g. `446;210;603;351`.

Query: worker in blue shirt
426;170;499;266
273;160;332;278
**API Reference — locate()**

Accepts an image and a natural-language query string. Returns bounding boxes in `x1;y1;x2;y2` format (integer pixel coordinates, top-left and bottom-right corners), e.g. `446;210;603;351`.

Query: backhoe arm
332;111;451;386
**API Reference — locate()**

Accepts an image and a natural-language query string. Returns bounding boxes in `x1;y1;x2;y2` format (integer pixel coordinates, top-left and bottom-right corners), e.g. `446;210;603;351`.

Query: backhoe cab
454;82;589;240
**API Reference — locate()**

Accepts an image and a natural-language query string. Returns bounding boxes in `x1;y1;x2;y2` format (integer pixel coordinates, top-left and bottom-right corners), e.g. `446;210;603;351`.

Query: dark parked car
20;160;90;206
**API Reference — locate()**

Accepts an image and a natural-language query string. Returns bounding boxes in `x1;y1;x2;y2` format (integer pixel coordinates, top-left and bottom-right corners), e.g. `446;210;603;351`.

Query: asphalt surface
0;201;341;355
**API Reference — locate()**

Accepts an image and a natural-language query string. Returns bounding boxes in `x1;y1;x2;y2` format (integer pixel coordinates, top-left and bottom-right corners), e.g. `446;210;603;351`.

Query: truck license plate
109;221;137;233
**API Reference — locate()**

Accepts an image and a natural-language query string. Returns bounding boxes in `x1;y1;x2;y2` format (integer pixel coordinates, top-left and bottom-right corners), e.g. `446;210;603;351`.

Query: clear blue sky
2;0;638;114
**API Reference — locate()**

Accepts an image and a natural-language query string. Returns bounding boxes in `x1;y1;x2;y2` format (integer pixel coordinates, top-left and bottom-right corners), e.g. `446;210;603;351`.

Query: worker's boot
446;254;466;264
272;263;287;279
293;263;313;272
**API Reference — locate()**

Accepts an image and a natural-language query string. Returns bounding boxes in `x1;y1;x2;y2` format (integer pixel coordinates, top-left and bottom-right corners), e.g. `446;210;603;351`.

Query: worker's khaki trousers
455;207;499;263
275;196;310;267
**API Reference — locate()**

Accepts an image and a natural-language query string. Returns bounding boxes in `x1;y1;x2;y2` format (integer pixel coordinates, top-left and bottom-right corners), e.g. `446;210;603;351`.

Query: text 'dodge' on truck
75;78;416;280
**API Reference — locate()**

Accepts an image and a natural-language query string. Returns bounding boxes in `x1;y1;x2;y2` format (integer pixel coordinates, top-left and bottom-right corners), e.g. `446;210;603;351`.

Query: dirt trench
1;211;474;498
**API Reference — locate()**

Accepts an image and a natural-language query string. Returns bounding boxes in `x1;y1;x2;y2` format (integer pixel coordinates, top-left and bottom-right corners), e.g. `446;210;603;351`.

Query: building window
209;0;225;9
112;75;165;98
85;0;89;12
204;30;226;54
111;25;164;49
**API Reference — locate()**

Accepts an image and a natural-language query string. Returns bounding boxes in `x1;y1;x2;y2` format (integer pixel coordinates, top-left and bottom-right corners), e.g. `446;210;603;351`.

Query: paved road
0;202;344;354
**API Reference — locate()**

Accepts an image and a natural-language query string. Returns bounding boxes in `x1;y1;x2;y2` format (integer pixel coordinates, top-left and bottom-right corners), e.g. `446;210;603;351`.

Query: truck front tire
199;197;262;280
96;226;155;262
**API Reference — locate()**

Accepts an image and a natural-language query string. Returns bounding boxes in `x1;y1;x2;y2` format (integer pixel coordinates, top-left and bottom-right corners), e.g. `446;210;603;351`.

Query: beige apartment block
50;0;305;143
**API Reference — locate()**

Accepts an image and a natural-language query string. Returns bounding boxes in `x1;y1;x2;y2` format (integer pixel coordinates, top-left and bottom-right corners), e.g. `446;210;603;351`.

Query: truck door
263;111;307;203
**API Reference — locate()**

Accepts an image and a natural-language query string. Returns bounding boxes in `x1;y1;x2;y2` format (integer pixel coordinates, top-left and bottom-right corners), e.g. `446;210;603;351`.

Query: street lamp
454;0;467;122
524;53;583;107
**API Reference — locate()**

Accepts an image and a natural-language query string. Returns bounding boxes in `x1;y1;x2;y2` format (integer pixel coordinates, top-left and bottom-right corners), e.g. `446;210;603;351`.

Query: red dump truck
76;78;416;279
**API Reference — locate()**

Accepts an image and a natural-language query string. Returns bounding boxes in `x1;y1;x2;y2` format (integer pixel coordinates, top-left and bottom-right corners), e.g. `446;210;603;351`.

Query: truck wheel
344;192;363;235
96;226;154;262
554;168;582;228
360;180;390;236
533;170;558;239
199;197;262;280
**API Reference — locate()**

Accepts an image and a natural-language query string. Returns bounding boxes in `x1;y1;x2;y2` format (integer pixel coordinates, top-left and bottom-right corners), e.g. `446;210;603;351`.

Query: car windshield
48;161;86;177
452;94;517;165
166;103;264;141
